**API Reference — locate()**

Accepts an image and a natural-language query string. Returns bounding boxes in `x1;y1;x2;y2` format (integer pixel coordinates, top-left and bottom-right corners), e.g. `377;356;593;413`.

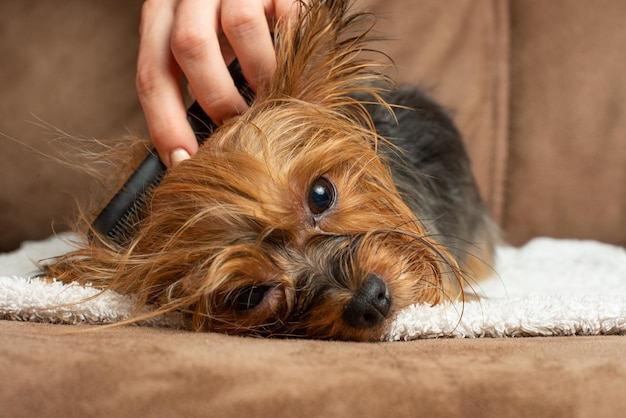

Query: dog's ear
267;0;392;113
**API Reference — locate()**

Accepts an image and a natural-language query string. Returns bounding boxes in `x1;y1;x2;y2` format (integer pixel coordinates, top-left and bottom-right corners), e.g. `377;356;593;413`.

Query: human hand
136;0;297;167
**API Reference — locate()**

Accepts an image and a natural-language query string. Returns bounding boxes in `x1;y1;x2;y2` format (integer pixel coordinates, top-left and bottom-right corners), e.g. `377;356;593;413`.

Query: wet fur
45;0;498;341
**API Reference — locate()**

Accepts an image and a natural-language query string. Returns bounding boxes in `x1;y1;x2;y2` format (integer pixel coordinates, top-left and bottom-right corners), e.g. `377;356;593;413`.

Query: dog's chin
293;317;392;342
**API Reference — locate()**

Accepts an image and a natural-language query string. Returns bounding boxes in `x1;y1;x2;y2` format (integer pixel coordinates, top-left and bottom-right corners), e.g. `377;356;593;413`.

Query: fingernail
170;148;191;167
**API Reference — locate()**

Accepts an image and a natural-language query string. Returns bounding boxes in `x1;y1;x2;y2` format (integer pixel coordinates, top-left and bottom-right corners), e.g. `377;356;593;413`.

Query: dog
46;0;498;341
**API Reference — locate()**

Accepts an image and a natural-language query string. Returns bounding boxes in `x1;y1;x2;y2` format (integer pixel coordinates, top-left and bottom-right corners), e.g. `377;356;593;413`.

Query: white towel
0;234;180;328
1;234;625;339
386;238;626;340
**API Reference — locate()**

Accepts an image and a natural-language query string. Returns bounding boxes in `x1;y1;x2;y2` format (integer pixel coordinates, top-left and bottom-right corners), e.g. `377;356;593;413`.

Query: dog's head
140;98;460;340
49;0;464;341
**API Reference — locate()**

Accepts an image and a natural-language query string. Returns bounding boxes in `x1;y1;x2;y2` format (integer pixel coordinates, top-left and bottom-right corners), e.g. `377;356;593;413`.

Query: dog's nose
342;274;391;329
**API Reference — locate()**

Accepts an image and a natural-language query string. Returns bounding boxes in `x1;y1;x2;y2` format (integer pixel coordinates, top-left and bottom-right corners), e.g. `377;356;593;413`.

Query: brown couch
1;1;625;417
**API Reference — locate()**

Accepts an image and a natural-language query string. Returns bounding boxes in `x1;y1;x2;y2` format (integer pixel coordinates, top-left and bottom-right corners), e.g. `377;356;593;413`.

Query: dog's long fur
45;0;498;341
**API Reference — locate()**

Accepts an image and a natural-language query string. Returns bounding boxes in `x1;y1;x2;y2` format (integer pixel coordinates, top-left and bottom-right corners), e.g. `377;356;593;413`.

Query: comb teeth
91;150;166;245
105;170;166;244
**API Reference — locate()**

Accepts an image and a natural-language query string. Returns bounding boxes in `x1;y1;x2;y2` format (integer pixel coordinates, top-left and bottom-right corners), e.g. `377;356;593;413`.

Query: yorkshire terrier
46;0;498;341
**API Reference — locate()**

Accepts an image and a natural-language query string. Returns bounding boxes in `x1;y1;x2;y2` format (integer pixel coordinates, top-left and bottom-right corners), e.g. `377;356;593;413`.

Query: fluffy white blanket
1;234;625;339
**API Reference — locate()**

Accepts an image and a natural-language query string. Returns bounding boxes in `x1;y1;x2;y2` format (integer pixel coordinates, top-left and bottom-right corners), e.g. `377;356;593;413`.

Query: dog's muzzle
342;274;391;328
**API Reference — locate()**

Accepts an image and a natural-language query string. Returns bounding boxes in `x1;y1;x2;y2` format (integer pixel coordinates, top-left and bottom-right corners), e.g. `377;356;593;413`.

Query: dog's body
47;0;498;341
360;87;495;273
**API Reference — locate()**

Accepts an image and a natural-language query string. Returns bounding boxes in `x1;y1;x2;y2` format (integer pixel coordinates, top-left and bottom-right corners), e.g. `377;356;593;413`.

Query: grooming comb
92;60;252;244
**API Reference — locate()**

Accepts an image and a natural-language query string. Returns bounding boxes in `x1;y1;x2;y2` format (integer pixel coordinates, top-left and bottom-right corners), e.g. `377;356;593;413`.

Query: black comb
92;60;252;244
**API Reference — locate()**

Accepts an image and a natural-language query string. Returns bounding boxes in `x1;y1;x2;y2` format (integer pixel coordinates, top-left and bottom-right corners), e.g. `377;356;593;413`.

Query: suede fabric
1;1;626;416
0;1;145;251
505;0;626;246
2;321;626;418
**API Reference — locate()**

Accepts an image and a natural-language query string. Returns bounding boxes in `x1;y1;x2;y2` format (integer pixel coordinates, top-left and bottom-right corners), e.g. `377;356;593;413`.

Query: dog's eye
232;286;269;311
308;177;336;215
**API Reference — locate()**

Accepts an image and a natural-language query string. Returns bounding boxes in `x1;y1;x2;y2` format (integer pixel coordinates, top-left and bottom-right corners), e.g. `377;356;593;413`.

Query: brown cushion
0;0;145;251
2;321;626;417
505;0;626;245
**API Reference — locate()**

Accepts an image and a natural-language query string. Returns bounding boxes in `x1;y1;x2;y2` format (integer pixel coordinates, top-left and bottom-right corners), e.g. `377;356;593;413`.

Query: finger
171;0;248;125
221;0;276;92
137;0;197;167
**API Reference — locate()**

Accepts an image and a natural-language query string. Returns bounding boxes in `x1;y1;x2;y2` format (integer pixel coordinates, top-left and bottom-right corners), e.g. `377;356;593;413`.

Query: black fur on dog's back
364;86;498;269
